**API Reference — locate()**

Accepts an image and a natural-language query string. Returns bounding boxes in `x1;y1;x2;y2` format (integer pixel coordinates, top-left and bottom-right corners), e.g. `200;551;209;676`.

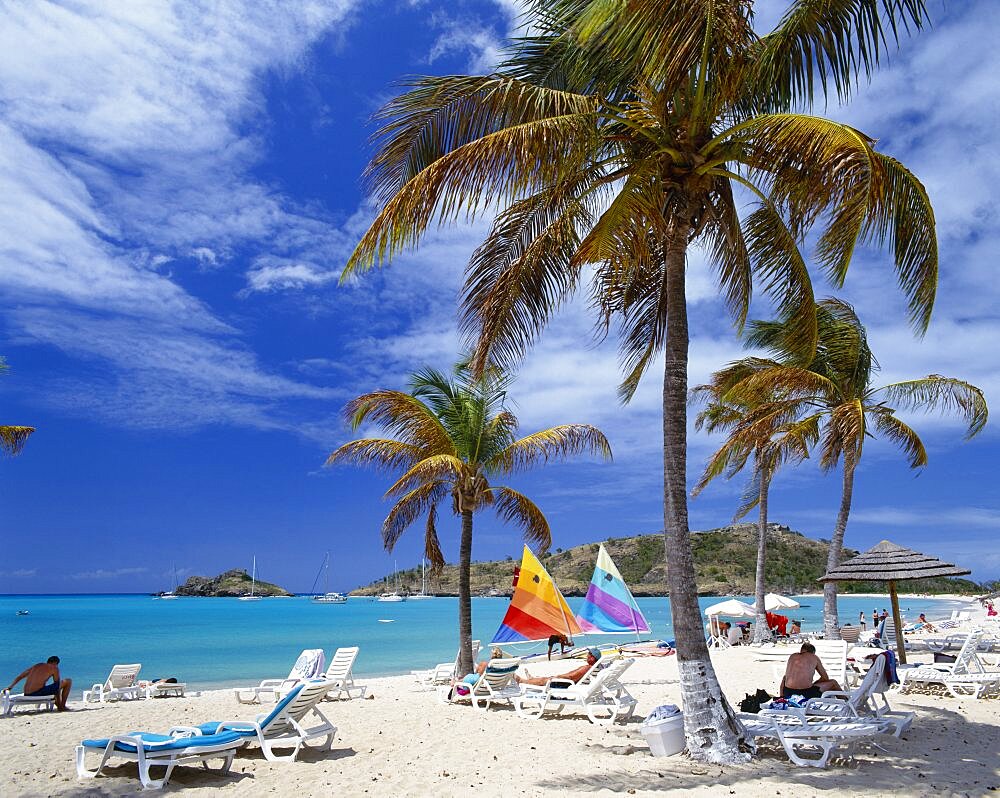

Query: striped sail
575;544;650;634
491;546;582;644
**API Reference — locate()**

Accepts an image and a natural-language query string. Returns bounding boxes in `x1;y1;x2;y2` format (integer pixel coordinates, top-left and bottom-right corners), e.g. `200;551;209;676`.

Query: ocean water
1;593;971;694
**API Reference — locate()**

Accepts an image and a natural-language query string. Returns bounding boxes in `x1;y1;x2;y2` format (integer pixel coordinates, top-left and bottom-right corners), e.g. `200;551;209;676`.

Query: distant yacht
311;552;348;603
408;558;433;600
158;563;180;599
377;560;407;602
238;555;263;601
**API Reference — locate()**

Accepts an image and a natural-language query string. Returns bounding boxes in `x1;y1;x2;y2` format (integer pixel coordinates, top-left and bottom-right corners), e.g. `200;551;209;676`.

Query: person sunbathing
5;656;72;711
778;642;840;700
518;648;601;686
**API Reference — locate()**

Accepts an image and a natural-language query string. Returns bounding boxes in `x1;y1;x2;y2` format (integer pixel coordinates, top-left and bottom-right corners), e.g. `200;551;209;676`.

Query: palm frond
870;409;927;469
424;502;446;571
0;425;34;457
382;481;449;552
324;438;423;473
384;454;467;498
492;486;551;550
344;391;455;454
493;424;612;474
820;398;866;471
878;376;988;439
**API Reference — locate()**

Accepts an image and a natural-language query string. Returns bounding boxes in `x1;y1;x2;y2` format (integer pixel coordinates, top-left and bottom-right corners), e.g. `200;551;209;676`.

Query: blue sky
1;0;998;594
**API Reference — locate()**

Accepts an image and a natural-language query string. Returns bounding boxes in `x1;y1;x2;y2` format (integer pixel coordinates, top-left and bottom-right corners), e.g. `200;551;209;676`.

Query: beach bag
738;689;771;714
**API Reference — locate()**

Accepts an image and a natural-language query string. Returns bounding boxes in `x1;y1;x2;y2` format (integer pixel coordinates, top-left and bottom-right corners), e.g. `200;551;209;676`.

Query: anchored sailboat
312;551;347;603
409;558;433;599
377;560;406;602
238;555;262;601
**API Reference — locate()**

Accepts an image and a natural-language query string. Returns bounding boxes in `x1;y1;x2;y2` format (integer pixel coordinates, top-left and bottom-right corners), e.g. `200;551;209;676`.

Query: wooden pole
888;580;907;665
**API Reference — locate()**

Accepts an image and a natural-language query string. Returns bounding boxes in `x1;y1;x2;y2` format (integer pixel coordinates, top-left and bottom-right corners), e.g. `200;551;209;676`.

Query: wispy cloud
0;1;360;433
0;569;38;578
72;567;148;581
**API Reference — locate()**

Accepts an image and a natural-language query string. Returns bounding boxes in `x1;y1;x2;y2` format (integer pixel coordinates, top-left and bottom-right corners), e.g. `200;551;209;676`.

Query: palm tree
326;361;611;674
0;357;34;457
342;2;937;761
722;300;987;637
692;375;818;644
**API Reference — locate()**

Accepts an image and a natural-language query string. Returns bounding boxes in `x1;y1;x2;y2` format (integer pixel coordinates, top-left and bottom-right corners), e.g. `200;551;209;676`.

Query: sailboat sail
491;546;582;644
575;544;650;634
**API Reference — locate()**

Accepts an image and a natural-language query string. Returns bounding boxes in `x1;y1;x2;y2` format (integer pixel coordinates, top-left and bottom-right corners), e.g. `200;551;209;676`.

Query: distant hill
175;568;292;597
352;523;982;597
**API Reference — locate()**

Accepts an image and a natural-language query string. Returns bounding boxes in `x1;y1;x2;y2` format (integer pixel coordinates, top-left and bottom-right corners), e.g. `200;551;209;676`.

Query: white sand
2;648;997;797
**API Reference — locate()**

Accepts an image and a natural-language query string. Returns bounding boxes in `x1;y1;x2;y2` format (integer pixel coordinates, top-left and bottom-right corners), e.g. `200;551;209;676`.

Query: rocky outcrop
175;568;292;597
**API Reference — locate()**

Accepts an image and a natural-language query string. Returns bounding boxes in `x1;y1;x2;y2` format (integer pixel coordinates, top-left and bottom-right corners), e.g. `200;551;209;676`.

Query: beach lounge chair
319;646;367;700
412;640;481;688
233;648;325;704
737;713;891;768
82;664;144;703
449;658;522;710
811;639;854;688
764;655;914;737
2;688;57;716
182;680;338;763
513;657;638;725
900;630;1000;698
839;626;861;644
76;730;245;790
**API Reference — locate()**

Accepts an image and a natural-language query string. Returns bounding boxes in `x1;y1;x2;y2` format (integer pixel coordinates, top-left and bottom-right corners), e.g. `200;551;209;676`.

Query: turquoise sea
1;593;971;694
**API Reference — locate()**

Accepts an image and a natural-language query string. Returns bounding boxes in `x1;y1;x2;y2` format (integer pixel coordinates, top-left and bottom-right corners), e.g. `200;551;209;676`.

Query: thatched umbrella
819;540;971;663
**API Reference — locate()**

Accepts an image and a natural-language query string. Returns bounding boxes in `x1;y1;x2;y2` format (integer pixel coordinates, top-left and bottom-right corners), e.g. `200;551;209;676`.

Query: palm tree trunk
752;472;770;645
457;508;475;675
661;223;749;764
823;454;857;638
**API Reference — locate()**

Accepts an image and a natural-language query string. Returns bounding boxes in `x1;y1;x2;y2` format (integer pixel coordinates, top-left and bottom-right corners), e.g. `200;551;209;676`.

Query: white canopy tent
752;593;801;611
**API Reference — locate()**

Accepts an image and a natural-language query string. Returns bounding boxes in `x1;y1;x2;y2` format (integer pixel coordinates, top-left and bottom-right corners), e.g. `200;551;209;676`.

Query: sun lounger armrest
256;679;284;689
818;690;852;701
215;721;259;733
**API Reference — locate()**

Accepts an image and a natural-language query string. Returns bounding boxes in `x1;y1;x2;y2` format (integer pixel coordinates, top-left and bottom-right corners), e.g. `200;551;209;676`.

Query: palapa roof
819;540;971;583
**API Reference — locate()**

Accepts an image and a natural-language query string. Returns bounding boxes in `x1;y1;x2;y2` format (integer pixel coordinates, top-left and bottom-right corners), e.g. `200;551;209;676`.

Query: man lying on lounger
778;642;841;700
518;648;601;686
5;656;72;711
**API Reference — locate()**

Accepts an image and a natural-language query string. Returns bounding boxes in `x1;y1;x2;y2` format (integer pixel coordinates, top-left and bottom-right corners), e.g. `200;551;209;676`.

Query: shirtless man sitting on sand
518;648;601;686
5;656;72;711
779;642;840;700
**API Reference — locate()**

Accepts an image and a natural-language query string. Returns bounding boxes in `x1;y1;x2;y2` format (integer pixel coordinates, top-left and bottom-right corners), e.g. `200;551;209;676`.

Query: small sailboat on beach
312;551;348;603
238;555;263;601
491;546;581;645
575;544;650;638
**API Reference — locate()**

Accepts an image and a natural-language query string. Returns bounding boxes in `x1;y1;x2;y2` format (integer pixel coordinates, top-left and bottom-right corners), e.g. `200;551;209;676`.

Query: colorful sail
491;546;582;644
575;544;650;634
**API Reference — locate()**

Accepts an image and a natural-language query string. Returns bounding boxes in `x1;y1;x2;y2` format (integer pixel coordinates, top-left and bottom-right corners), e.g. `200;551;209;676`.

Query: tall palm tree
342;1;937;761
326;361;611;674
0;357;34;457
722;300;987;637
692;375;818;644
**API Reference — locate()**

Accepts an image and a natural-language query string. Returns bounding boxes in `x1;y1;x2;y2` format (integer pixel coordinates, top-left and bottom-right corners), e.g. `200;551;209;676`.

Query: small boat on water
377;560;407;602
408;558;433;600
238;555;263;601
16;610;29;616
311;552;348;603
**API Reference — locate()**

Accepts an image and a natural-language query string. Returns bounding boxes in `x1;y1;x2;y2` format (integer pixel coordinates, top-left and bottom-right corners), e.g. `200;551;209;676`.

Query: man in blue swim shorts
5;656;72;711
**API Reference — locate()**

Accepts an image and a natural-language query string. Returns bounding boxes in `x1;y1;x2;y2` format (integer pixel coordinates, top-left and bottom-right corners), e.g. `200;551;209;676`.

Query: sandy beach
2;647;997;797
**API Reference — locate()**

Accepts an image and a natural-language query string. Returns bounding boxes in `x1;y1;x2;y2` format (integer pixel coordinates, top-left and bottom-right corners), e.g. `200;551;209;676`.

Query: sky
1;0;998;595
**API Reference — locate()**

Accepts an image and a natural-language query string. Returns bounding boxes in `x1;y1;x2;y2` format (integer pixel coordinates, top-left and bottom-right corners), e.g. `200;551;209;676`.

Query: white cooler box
641;708;685;757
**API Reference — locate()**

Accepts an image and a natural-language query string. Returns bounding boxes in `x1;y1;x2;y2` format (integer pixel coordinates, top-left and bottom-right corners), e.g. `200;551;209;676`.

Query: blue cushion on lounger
196;682;307;737
81;730;244;753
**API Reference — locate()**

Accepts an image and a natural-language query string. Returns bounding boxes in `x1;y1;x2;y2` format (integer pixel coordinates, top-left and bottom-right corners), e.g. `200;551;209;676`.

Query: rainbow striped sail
575;544;650;635
491;546;582;644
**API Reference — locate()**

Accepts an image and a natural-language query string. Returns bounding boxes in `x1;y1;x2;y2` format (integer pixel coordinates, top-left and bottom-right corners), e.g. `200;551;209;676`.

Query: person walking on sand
5;656;72;711
859;611;866;631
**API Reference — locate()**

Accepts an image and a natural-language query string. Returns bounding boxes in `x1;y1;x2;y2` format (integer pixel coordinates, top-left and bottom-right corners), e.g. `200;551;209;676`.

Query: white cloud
0;0;361;432
0;568;38;578
72;566;148;580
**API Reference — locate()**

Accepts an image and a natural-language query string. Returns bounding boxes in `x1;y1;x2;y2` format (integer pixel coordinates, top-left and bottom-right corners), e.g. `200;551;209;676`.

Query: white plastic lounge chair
764;655;913;737
412;640;481;688
83;664;144;703
76;729;245;790
900;630;1000;698
811;639;853;688
738;713;890;767
839;626;861;644
147;682;186;698
185;680;338;763
514;657;638;725
319;646;367;700
2;688;57;716
449;658;522;710
233;649;325;704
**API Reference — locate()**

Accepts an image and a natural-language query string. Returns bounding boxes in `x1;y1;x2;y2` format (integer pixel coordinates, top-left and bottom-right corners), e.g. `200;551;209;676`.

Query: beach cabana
819;540;971;664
